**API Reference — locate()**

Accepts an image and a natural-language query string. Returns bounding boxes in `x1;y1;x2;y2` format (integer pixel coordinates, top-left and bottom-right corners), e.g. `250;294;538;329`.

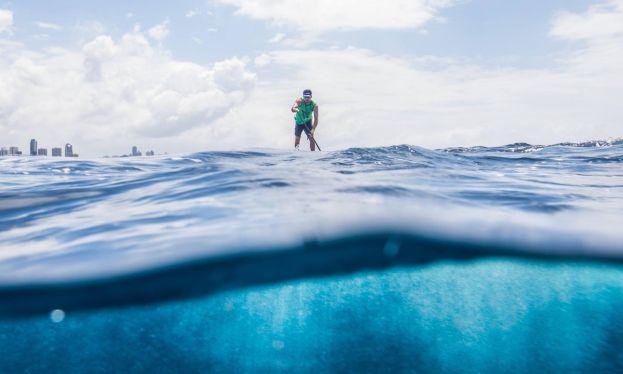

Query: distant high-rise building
146;150;155;156
52;147;62;157
9;146;21;155
65;143;73;157
131;146;142;157
38;148;48;156
0;147;8;156
30;139;38;156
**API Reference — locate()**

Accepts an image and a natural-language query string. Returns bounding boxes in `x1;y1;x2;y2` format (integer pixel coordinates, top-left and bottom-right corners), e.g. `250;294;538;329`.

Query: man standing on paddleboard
291;89;319;151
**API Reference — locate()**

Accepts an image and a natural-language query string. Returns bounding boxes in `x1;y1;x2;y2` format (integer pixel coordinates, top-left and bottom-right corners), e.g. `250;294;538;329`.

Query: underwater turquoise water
1;141;622;371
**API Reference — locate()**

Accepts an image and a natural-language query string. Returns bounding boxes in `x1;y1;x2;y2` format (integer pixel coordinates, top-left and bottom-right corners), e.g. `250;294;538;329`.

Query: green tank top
295;99;316;125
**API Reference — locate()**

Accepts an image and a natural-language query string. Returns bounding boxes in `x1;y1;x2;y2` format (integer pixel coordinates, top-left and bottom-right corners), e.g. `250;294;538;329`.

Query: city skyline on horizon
0;138;78;157
0;138;158;158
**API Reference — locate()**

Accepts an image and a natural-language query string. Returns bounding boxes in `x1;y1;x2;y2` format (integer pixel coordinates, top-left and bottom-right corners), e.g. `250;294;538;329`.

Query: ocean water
1;140;623;372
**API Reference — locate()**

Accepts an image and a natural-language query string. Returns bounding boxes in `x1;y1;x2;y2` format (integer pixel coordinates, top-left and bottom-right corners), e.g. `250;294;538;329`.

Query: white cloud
35;21;62;31
186;8;214;18
266;32;321;48
74;20;107;40
0;9;13;34
550;1;623;77
254;53;271;67
203;36;623;151
148;20;170;42
0;28;256;156
215;0;458;32
268;33;285;44
551;0;623;41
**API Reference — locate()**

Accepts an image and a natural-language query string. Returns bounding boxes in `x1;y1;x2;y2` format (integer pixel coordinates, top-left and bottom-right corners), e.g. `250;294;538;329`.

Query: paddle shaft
304;123;322;151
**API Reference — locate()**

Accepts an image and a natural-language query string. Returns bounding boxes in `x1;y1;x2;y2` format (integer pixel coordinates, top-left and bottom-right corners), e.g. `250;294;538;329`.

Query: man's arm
291;98;302;113
312;105;319;130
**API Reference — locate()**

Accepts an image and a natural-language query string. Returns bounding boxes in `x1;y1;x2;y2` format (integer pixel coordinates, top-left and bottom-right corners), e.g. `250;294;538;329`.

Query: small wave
0;138;621;291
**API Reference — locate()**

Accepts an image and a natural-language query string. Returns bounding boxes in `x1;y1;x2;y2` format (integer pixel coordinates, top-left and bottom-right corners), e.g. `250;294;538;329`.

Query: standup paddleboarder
291;89;319;151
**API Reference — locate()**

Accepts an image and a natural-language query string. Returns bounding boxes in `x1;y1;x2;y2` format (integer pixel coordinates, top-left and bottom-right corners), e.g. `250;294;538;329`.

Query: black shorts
294;121;312;137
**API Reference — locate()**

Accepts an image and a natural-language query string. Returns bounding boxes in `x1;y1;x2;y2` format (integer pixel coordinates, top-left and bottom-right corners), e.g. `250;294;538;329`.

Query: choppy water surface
1;140;622;372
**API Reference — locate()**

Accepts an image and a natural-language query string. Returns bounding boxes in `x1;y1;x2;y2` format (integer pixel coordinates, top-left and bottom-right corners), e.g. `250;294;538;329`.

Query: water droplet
272;340;285;351
50;309;65;323
383;237;401;258
223;301;234;312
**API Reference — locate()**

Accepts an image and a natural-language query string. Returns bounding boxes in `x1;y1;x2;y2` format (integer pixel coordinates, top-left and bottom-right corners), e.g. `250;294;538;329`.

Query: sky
0;0;622;157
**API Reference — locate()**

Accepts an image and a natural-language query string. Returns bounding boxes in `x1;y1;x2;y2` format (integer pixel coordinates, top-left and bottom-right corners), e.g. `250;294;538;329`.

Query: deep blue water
1;140;623;372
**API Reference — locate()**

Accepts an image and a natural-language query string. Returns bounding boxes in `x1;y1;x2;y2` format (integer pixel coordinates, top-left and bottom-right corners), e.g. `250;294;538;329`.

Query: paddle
304;123;322;151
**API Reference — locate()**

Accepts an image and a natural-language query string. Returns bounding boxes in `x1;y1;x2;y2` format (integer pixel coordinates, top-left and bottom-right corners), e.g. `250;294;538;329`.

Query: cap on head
303;89;312;98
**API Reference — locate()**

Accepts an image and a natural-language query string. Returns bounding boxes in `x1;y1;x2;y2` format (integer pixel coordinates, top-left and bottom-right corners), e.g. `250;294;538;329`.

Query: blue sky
1;1;622;156
5;0;592;63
